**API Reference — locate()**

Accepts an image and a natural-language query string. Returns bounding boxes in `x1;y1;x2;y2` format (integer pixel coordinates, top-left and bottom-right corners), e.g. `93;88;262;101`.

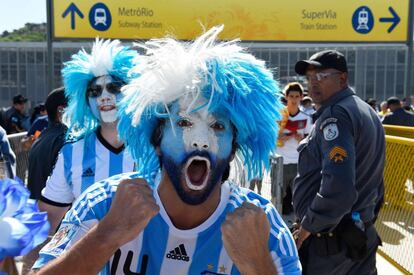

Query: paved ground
377;253;403;275
376;204;414;274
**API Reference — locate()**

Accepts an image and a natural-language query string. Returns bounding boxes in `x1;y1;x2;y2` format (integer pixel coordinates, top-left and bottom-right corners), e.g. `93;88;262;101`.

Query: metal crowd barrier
270;155;284;214
376;135;414;274
383;125;414;139
229;154;284;214
7;132;29;184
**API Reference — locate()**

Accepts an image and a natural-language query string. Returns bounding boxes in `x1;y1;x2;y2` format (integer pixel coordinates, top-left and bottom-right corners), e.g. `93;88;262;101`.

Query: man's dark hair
284;82;304;96
401;97;414;111
30;103;46;125
366;98;377;110
13;94;28;105
45;87;68;122
386;96;401;107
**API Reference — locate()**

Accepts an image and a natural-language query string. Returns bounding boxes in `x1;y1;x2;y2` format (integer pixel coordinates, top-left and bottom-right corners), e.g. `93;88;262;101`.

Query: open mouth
99;105;115;112
184;156;210;191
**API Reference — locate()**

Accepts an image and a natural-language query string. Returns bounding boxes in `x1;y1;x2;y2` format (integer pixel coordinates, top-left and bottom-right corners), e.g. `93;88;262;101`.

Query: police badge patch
323;123;339;141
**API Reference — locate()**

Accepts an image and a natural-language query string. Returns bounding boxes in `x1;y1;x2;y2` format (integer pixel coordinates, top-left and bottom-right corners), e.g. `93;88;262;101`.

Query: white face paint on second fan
88;75;123;123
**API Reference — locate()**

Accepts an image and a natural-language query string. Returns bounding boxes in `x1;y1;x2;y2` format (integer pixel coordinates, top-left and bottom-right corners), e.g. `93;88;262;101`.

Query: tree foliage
0;23;46;42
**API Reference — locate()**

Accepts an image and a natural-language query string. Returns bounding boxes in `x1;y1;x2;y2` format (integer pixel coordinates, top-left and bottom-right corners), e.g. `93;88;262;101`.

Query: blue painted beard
161;150;231;205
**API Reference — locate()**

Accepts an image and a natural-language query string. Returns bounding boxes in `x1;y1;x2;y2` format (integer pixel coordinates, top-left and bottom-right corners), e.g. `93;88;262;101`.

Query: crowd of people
0;26;412;275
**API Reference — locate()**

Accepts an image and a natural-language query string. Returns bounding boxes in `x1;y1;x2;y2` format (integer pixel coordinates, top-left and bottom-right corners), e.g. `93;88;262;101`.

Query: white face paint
160;96;233;195
178;97;220;156
88;75;122;123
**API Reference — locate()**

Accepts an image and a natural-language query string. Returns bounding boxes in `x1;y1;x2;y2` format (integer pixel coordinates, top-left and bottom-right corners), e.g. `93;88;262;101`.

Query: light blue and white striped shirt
35;172;301;275
40;130;134;205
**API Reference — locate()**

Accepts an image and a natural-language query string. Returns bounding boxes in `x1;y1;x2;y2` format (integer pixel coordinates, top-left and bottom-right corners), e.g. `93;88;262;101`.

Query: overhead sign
52;0;409;42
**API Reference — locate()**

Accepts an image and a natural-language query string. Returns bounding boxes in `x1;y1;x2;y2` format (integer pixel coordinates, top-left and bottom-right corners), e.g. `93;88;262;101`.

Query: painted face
159;96;234;205
87;75;124;123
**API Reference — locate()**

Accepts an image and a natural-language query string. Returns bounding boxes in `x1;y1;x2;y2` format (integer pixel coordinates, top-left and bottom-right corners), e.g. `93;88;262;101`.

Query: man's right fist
98;178;160;247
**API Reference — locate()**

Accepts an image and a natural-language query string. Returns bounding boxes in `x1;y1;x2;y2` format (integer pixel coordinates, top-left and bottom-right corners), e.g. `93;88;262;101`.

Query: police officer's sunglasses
306;72;342;82
86;78;125;98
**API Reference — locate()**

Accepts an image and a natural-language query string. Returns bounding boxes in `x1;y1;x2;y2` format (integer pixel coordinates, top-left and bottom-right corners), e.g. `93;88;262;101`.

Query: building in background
0;42;412;107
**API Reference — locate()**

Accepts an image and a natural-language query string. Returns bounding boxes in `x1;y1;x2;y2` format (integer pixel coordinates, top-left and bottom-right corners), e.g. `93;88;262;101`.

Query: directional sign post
404;0;414;97
46;0;53;93
51;0;410;43
62;3;84;30
379;7;401;33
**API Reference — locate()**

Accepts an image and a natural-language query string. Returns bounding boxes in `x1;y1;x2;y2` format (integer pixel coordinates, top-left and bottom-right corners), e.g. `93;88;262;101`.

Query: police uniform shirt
293;87;385;233
5;107;27;134
34;172;301;275
27;115;49;136
40;129;135;206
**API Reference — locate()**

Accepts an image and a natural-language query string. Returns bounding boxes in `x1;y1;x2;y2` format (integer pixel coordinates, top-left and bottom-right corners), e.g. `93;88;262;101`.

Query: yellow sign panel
52;0;409;42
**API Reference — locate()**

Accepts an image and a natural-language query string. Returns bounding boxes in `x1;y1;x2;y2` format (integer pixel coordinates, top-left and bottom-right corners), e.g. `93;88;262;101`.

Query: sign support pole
46;0;54;93
405;0;413;97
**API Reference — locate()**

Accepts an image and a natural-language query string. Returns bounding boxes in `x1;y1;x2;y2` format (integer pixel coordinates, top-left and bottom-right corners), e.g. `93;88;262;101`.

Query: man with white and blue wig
33;26;301;275
37;39;138;234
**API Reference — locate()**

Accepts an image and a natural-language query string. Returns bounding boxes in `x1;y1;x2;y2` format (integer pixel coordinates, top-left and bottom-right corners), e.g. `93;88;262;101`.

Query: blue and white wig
119;26;283;180
62;38;138;138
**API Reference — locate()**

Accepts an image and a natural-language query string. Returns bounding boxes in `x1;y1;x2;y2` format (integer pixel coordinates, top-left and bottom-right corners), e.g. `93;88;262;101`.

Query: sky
0;0;46;33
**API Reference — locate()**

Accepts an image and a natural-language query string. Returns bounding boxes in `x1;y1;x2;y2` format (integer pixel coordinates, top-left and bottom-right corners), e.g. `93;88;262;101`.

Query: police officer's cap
295;50;348;75
13;94;28;104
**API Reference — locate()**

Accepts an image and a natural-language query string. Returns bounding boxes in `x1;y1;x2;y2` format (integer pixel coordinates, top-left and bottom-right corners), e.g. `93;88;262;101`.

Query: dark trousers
300;225;380;275
16;151;27;181
282;164;298;198
282;164;297;214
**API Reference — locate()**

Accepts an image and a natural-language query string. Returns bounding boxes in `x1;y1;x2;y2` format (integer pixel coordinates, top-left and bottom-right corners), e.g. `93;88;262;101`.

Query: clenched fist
97;178;160;247
221;202;278;275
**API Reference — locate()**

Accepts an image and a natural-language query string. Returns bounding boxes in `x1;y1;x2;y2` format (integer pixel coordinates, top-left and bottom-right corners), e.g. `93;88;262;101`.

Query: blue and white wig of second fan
119;25;283;180
62;38;138;138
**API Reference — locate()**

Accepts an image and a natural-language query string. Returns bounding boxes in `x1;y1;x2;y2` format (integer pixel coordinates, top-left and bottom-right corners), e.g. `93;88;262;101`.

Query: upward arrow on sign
62;3;84;30
379;7;400;33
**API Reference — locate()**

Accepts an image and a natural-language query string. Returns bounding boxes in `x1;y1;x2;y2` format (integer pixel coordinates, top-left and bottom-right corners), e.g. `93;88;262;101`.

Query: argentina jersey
35;172;301;275
40;129;135;205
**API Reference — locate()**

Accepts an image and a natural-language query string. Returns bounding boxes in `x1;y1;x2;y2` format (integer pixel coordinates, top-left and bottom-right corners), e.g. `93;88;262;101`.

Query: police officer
292;50;385;275
4;94;29;134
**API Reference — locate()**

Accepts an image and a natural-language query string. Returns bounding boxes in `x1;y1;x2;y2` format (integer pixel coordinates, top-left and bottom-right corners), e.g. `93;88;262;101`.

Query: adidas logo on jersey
81;167;94;177
166;244;190;262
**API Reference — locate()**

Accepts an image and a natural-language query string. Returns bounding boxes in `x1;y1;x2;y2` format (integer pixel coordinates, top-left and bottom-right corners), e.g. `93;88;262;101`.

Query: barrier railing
7;132;29;183
376;135;414;274
383;125;414;139
270;155;284;214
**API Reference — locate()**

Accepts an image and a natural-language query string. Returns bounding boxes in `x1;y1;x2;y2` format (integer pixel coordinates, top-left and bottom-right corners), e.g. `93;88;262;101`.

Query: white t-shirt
276;111;313;164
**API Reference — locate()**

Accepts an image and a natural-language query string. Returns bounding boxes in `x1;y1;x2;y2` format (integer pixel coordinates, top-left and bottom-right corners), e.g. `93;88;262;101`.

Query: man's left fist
221;202;277;274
